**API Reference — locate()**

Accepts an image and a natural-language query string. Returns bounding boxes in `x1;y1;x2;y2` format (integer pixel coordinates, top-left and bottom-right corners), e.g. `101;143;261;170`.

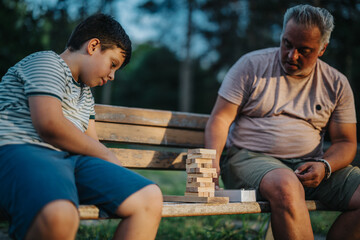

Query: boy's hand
104;150;122;166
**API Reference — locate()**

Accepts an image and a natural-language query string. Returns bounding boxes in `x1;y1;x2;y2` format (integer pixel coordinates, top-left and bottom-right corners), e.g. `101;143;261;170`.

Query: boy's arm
85;119;99;141
29;95;121;165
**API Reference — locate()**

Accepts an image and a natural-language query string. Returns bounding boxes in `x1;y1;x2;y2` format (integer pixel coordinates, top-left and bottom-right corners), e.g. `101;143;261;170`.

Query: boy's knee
26;200;79;240
116;184;163;217
131;184;163;211
36;200;79;230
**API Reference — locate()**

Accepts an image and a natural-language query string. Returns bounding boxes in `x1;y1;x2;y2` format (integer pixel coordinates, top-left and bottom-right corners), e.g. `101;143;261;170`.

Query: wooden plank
79;205;99;219
161;200;330;217
0;201;331;221
188;148;216;155
95;104;209;129
162;202;270;217
163;195;229;204
109;148;187;169
96;122;204;148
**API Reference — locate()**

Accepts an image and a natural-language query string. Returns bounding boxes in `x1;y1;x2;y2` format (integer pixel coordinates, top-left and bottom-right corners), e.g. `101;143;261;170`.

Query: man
205;4;360;240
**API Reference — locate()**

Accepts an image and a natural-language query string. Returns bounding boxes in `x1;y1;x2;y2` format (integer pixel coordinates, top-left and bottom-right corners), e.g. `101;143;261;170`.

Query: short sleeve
218;55;253;108
331;77;357;123
21;52;67;101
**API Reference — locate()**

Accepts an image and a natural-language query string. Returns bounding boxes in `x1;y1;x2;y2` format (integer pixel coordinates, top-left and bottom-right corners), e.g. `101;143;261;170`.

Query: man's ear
318;43;328;57
87;38;101;55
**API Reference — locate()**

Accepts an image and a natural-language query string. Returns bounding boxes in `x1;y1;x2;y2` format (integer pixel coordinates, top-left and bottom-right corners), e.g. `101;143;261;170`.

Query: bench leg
264;220;274;240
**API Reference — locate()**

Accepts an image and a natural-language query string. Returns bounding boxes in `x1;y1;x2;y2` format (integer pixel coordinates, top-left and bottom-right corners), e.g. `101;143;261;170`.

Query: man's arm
205;96;238;188
296;120;357;187
323;121;357;170
29;95;121;165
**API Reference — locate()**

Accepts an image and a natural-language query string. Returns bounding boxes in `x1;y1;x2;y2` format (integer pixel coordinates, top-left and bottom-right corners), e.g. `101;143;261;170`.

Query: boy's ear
87;38;101;55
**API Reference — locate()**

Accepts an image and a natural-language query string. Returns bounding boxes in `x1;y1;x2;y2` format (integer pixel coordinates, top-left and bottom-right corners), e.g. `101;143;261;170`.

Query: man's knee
116;184;163;217
260;169;305;205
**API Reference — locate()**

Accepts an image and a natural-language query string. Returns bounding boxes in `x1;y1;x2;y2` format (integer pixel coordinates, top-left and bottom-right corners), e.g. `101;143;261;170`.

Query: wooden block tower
163;148;229;204
185;148;217;198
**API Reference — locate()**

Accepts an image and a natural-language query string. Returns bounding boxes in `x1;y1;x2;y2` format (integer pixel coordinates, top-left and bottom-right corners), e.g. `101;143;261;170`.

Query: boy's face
79;39;125;87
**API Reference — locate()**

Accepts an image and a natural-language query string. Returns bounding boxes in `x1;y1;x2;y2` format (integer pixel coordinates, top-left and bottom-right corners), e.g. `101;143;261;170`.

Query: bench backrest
95;104;209;170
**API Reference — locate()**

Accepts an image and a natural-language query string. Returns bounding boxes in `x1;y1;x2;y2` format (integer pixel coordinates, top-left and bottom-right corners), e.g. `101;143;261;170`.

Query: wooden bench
81;104;329;219
0;104;329;222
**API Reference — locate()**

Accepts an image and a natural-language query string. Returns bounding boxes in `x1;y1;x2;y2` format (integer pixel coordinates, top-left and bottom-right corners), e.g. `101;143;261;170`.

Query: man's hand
295;162;326;188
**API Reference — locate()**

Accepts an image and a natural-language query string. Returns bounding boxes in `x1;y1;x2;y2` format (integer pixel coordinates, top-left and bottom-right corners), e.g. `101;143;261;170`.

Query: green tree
0;0;43;77
96;43;181;111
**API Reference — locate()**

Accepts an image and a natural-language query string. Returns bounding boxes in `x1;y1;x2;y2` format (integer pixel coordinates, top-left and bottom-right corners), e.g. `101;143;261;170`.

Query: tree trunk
179;0;193;112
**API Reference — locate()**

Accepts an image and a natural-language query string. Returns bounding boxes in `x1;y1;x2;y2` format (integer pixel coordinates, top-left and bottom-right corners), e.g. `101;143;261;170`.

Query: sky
23;0;249;64
25;0;155;43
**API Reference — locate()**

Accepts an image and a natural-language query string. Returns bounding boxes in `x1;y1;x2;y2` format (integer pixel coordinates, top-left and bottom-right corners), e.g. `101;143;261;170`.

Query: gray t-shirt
0;51;95;150
219;47;356;159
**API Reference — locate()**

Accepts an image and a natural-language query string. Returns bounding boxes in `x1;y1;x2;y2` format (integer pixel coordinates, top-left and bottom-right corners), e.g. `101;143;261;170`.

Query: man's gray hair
282;4;334;46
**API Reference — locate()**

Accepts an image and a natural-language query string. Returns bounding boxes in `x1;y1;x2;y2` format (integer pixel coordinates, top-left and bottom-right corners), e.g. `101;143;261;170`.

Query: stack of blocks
185;148;217;198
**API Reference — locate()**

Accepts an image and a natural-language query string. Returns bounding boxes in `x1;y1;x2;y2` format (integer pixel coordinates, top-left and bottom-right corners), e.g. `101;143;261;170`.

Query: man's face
280;18;327;78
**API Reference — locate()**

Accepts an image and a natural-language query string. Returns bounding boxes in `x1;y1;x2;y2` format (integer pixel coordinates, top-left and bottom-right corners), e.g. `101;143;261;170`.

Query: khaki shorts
220;146;360;210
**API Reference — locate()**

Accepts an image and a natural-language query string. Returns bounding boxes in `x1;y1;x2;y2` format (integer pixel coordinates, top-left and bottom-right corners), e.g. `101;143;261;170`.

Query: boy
0;13;162;240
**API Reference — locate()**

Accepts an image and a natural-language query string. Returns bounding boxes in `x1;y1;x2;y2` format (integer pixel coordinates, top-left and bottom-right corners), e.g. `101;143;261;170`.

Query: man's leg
25;200;79;240
260;168;314;240
327;185;360;240
113;184;163;240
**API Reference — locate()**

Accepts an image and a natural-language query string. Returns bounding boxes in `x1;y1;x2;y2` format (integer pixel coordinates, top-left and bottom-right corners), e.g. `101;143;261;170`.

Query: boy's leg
113;184;162;240
74;155;162;240
25;200;79;240
0;144;80;240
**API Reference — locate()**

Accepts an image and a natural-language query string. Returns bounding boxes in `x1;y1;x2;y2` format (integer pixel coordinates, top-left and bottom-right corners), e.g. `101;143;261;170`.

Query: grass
75;170;341;239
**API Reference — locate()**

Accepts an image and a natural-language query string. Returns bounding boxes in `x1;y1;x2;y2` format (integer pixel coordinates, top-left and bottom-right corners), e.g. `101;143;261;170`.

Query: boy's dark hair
66;13;132;68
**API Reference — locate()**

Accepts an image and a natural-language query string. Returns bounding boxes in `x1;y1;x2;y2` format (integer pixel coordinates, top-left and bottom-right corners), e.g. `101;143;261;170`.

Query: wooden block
185;192;205;197
215;189;256;202
186;168;217;174
187;172;217;178
186;187;215;193
163;195;229;204
185;192;214;197
187;153;216;160
186;162;213;168
187;177;213;183
186;182;214;188
188;148;216;155
186;158;213;164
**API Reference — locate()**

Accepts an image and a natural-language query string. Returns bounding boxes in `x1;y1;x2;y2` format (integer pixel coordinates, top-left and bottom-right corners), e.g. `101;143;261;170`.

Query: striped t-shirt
0;51;95;150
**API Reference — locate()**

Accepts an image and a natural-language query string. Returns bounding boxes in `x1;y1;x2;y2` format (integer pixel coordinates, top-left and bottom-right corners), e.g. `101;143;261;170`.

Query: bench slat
95;104;209;129
96;122;204;148
76;200;329;219
109;148;186;169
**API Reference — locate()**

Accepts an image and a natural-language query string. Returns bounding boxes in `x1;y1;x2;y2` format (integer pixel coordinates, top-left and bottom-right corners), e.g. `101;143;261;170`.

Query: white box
215;189;256;202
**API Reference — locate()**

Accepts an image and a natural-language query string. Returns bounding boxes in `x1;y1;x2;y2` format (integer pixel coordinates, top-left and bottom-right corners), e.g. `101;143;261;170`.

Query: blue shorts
0;144;155;240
